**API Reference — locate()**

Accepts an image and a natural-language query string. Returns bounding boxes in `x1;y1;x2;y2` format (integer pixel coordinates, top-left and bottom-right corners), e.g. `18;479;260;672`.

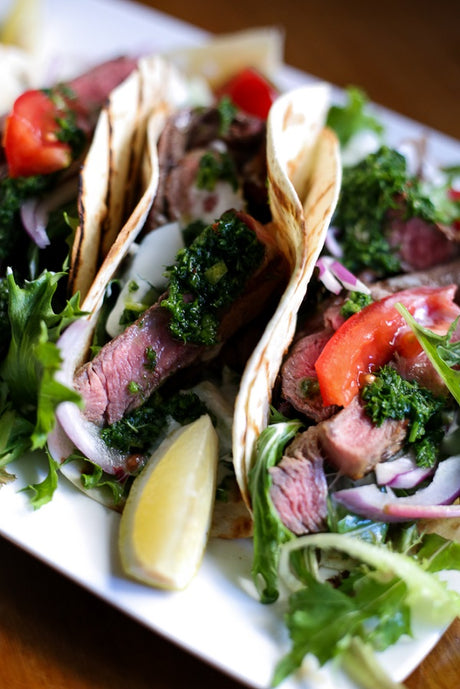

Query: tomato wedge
315;286;460;408
3;89;73;178
215;67;278;120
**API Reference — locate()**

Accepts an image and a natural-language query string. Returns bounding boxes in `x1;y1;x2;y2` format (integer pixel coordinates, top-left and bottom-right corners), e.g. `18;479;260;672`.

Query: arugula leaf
415;533;460;573
273;572;410;686
249;416;302;603
340;638;407;689
273;532;460;686
396;304;460;405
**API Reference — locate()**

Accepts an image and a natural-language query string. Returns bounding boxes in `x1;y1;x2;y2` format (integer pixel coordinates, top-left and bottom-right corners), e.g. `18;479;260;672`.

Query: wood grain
1;1;459;688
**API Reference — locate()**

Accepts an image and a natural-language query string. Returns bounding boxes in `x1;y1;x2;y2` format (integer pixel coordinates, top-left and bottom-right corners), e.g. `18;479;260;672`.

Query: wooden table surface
1;0;459;687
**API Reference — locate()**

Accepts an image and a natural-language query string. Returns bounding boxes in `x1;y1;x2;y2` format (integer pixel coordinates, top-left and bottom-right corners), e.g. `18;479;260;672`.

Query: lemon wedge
119;414;219;590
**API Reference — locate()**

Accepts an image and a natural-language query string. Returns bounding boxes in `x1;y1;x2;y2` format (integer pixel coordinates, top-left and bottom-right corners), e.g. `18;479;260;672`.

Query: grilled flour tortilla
49;81;340;542
233;84;342;509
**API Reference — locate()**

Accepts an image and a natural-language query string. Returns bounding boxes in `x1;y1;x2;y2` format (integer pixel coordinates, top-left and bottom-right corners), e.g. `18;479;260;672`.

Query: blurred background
140;0;459;140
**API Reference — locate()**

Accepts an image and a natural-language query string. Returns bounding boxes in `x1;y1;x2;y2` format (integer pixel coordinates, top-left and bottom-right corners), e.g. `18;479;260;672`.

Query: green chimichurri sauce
161;210;265;345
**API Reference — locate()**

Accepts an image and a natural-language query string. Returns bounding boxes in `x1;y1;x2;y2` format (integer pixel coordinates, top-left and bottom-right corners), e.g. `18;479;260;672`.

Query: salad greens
0;269;85;505
326;86;384;148
249;412;303;603
250;412;460;688
273;533;460;686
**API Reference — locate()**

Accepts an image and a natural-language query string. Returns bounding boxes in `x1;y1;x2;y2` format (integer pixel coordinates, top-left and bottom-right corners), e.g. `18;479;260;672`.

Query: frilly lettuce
0;269;84;506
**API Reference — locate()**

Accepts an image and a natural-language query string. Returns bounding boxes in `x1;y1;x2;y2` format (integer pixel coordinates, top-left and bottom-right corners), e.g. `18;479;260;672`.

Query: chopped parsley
333;146;441;277
361;364;447;467
43;86;86;159
340;291;373;319
196;150;238;192
161;210;265;345
217;95;238;135
100;391;208;454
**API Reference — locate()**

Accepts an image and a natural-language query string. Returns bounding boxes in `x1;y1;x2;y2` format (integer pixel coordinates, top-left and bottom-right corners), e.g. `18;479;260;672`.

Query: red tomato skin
216;67;278;119
315;286;460;408
3;90;72;177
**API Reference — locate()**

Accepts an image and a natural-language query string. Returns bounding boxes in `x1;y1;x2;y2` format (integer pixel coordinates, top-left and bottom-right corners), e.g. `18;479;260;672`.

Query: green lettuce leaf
21;451;60;509
326;86;384;148
0;269;85;503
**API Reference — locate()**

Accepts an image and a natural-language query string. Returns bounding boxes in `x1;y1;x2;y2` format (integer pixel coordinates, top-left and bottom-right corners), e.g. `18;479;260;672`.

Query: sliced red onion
316;257;343;294
375;455;434;489
333;455;460;522
20;199;51;248
324;225;343;258
316;256;371;296
51;317;130;474
20;175;78;249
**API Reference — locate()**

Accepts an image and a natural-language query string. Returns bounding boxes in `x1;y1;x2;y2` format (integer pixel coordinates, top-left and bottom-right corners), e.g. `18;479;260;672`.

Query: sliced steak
370;258;460;301
281;328;337;422
164;148;244;225
387;212;460;272
270;427;328;534
74;300;204;425
69;55;138;121
317;396;408;479
145;106;267;230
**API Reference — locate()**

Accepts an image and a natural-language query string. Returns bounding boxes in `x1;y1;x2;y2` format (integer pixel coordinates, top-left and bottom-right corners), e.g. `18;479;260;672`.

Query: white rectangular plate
0;1;459;688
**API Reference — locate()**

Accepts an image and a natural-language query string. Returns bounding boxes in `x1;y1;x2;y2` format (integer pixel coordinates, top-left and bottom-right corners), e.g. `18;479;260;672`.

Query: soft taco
46;39;341;546
236;90;460;686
